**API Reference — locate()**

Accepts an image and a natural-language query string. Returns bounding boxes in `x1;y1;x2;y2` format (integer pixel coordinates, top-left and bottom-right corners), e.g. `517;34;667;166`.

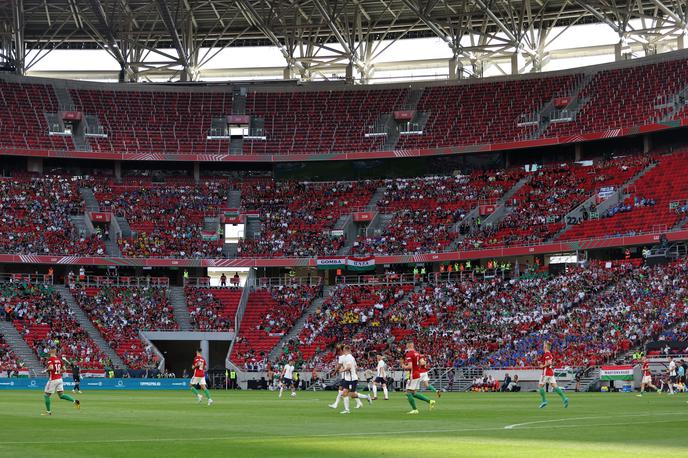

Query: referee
71;362;82;394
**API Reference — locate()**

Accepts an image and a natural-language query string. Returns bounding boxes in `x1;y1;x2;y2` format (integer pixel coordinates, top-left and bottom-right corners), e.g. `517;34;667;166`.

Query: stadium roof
1;0;686;82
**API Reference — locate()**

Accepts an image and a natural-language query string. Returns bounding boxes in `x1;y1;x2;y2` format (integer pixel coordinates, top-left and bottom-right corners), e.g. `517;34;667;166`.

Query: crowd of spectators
1;281;109;368
238;180;378;257
0;175;105;256
93;180;230;258
184;287;233;331
0;335;22;373
72;285;178;369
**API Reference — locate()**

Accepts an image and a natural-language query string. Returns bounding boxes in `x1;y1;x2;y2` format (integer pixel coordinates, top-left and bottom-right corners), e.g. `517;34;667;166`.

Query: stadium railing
0;273;54;285
66;275;170;288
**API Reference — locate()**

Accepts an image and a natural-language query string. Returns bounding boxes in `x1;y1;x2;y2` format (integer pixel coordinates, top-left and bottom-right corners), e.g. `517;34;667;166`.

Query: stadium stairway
366;186;387;211
79;187;101;212
116;216;133;238
70;214;94;237
228;189;241;209
54;285;126;368
267;287;331;362
104;238;122;257
0;320;44;374
553;160;658;240
169;286;193;331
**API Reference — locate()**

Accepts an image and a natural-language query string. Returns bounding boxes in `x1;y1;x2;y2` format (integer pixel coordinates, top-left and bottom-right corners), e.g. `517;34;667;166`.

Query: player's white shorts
406;377;422;391
190;376;207;386
44;378;64;394
642;375;652;385
419;372;430;383
539;375;557;385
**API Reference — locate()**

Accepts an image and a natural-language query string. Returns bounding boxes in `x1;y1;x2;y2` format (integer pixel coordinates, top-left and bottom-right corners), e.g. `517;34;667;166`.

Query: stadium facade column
679;32;686;50
574;144;582;162
193;162;200;183
510;52;523;75
283;66;293;80
114;161;122;181
448;55;463;79
643;135;653;153
200;340;210;367
27;157;43;174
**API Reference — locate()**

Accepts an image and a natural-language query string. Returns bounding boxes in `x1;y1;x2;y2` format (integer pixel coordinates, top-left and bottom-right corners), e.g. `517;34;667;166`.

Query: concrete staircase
228;189;241;209
366;186;387;211
268;289;330;361
79;188;100;212
54;285;126;368
70;215;93;237
104;239;122;257
52;83;91;151
169;286;193;331
116;216;132;238
245;217;261;239
0;320;44;374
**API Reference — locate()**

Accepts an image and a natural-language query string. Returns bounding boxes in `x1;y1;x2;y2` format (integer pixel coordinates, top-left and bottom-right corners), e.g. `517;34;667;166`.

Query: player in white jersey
328;344;348;409
372;354;389;400
279;359;297;398
338;345;372;414
668;357;677;395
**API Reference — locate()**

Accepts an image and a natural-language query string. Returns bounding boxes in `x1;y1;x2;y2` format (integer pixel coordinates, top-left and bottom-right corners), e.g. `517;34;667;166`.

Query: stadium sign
0;378;189;390
316;257;347;270
599;365;634;381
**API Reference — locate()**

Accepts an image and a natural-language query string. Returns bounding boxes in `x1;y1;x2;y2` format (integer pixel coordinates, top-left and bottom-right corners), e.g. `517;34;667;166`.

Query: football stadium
1;0;688;456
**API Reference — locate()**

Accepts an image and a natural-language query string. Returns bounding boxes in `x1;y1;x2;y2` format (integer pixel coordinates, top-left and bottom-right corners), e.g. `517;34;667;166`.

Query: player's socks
372;385;378;398
59;393;75;402
44;395;51;412
278;386;284;398
413;393;431;403
357;393;370;400
203;388;212;400
553;387;567;403
538;387;547;403
406;394;417;410
191;386;200;397
382;386;389;399
355;398;363;408
343;396;350;412
426;384;438;393
333;391;342;407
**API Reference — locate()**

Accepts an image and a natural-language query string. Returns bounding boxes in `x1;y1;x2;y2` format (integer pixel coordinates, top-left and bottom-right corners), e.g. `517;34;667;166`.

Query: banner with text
0;378;189;390
599;365;634;381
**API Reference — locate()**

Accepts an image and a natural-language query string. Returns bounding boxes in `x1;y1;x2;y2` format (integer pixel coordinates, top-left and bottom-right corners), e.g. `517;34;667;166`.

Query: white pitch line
504;411;688;429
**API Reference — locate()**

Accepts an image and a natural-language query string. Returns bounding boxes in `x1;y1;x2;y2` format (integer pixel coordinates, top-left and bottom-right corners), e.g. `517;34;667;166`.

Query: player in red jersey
42;348;80;416
538;341;568;408
401;342;436;414
418;354;441;398
190;349;213;405
637;356;659;396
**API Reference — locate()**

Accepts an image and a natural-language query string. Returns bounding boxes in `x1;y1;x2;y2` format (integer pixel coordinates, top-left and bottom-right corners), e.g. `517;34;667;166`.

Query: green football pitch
1;390;687;457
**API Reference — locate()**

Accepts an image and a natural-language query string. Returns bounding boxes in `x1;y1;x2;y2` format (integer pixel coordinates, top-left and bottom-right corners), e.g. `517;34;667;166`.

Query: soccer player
667;356;677;395
190;349;213;405
329;344;353;409
42;348;80;416
71;361;82;394
279;359;296;398
338;345;371;414
372;354;389;400
538;341;568;408
637;356;659;396
402;342;436;414
418;354;441;398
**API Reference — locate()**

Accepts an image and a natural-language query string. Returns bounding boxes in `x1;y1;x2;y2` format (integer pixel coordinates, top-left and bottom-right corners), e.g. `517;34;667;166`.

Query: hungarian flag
346;256;375;271
599;365;634;381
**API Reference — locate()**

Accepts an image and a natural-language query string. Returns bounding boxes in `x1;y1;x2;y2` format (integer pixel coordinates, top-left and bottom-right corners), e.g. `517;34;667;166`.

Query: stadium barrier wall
0;378;188;390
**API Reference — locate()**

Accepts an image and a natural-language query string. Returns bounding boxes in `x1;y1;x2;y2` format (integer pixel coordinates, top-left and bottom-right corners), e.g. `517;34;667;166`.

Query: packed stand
238;180;378;257
184;287;236;331
93;179;231;258
0;335;23;374
353;170;524;255
72;285;177;369
1;282;109;368
0;175;105;256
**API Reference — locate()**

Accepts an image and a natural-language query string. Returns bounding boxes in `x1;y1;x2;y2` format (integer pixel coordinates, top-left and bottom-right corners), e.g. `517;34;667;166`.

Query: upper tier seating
0;175;105;255
72;285;178;369
93;180;231;258
559;153;688;240
1;57;686;158
238;180;378;257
